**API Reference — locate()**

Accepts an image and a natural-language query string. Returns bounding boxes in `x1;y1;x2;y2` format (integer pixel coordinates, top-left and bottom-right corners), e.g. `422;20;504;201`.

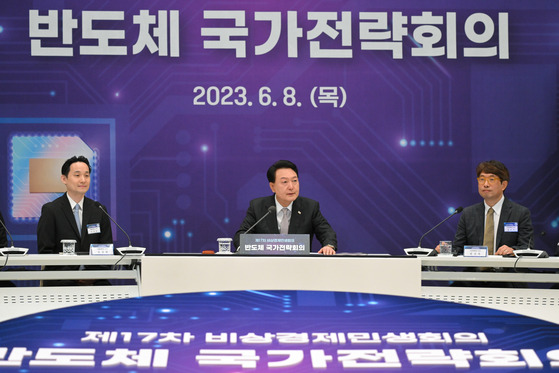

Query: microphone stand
97;204;145;256
236;206;277;252
0;218;29;256
404;207;463;257
513;234;548;258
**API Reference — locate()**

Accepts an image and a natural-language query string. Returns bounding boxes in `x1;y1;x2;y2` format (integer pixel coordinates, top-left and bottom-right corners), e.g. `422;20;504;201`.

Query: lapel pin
298;211;301;215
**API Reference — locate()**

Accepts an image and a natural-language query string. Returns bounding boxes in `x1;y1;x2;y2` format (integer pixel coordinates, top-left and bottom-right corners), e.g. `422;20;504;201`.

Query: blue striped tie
74;204;81;235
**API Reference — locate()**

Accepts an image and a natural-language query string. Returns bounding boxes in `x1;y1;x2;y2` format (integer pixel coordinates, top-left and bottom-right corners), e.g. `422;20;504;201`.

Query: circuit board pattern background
0;1;557;254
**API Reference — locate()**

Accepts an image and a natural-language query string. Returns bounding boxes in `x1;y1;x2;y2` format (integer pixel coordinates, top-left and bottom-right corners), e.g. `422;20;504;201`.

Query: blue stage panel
1;290;559;371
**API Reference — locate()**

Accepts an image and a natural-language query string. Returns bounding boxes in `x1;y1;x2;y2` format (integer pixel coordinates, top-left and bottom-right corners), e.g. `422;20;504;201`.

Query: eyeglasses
477;176;501;185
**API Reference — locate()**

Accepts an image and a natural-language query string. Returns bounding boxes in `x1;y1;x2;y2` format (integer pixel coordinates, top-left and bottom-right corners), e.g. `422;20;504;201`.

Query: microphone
237;205;276;252
513;231;548;258
418;207;463;248
404;207;463;256
97;203;145;255
0;217;29;256
245;205;277;235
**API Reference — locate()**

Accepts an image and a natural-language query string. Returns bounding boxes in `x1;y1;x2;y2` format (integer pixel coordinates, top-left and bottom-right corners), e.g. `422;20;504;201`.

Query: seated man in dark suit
438;160;533;287
234;160;337;255
37;156;113;286
450;160;533;255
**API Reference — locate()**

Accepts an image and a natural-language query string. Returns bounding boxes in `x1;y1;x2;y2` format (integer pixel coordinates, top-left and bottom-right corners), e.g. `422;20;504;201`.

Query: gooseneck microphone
0;218;29;256
404;207;463;256
97;203;145;255
236;206;277;252
513;231;548;258
245;205;277;235
0;218;15;248
417;206;463;248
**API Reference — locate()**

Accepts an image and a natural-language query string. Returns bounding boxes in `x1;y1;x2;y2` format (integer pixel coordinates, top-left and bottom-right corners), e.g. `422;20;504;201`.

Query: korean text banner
0;1;557;254
1;290;559;371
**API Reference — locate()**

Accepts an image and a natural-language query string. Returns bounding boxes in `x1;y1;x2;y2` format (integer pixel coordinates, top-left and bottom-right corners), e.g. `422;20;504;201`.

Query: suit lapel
266;196;303;234
82;198;94;239
265;196;279;233
289;198;302;234
475;203;485;244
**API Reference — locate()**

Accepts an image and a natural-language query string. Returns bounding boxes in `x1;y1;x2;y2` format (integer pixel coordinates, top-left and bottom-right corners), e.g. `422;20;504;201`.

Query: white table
420;255;559;283
140;254;421;298
419;255;559;324
3;253;559;325
0;254;141;322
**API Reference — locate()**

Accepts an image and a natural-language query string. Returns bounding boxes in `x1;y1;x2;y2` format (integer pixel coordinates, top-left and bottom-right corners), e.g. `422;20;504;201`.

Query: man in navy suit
234;160;337;255
449;160;533;255
37;155;113;286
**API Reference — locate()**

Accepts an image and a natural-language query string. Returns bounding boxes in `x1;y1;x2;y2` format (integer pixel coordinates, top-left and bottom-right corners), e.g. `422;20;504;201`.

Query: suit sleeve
311;202;337;250
453;213;468;254
37;203;58;254
233;200;258;249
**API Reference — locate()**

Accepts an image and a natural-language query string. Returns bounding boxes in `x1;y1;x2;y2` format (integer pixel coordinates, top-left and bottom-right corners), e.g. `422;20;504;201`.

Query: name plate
90;243;114;256
464;245;488;257
239;234;310;255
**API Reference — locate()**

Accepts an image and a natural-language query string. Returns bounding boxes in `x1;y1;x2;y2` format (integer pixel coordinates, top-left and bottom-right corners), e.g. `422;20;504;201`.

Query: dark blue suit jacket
234;195;337;251
453;197;533;254
37;193;113;285
37;193;113;255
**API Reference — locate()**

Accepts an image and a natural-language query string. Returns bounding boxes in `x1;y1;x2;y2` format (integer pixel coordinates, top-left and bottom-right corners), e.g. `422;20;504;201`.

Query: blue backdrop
0;1;557;254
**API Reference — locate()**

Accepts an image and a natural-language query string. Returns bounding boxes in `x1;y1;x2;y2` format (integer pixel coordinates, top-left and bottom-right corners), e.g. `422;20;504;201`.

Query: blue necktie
74;204;81;235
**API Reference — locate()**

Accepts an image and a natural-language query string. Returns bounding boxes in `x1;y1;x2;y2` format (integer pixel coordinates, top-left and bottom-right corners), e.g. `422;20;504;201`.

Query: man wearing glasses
452;160;533;256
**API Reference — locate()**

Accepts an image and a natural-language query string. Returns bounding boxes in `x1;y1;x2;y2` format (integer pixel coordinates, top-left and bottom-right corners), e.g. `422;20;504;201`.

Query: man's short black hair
267;160;299;183
61;156;91;176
